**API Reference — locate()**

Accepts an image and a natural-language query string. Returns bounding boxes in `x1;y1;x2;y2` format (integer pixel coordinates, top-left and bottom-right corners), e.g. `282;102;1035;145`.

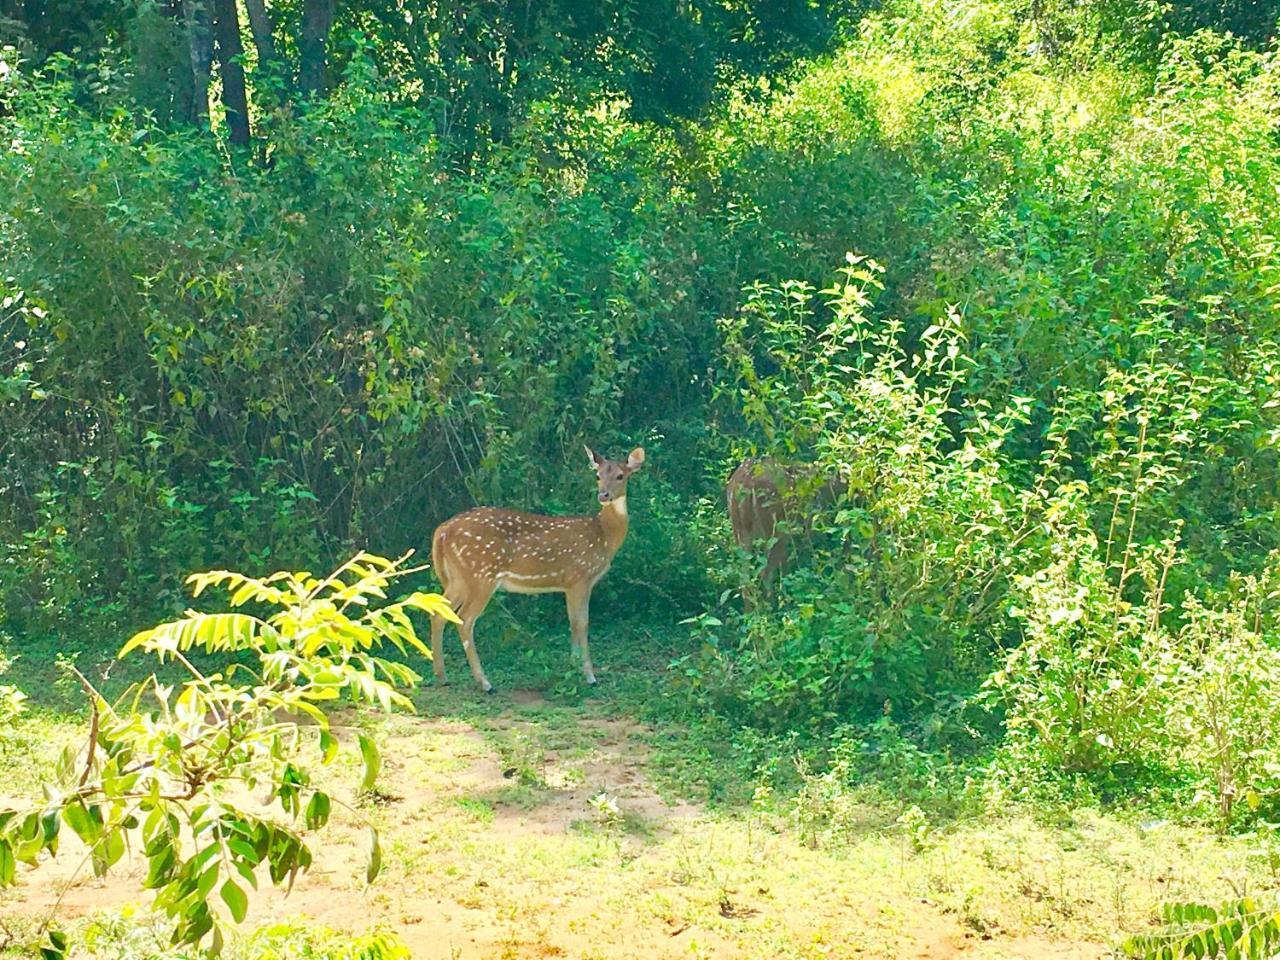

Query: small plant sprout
896;804;933;854
589;792;622;829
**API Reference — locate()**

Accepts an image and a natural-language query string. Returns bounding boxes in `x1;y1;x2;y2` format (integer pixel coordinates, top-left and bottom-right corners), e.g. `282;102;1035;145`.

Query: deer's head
585;446;645;504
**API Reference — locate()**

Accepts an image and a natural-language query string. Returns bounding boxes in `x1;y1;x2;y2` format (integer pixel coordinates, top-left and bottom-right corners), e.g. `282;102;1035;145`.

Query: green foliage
4;0;854;157
675;0;1280;825
329;0;852;156
8;2;1280;956
0;649;27;732
1164;561;1280;825
993;485;1173;773
1123;898;1280;960
993;492;1280;821
236;921;409;960
0;552;454;952
0;52;720;633
686;258;1035;730
73;908;410;960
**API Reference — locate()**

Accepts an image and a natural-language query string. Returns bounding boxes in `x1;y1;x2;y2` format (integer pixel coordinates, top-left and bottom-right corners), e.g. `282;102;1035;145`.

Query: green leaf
220;878;248;924
401;591;460;623
227;838;259;863
63;801;101;844
39;929;68;960
358;734;381;791
118;627;156;658
182;902;214;944
290;697;330;727
366;826;382;885
233;859;259;890
197;862;219;899
0;839;15;886
144;845;176;888
230;582;260;607
98;828;126;870
305;792;331;831
319;730;339;764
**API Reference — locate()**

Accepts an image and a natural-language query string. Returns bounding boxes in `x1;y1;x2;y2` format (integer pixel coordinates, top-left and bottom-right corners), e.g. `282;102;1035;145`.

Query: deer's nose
598;491;610;502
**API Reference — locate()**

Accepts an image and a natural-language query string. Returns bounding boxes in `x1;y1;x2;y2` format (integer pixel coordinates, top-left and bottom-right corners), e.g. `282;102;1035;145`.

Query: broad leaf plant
0;552;456;953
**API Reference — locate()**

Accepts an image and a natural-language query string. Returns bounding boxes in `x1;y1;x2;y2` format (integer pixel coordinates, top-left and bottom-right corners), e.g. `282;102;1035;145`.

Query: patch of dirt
491;717;701;839
507;689;550;707
0;708;1106;960
908;921;969;959
0;710;706;958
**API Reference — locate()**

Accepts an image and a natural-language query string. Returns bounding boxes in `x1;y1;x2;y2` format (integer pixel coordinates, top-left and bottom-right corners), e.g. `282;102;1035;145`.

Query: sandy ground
0;693;1115;959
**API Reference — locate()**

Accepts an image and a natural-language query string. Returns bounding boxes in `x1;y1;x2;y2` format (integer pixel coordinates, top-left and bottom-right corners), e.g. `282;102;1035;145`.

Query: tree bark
212;0;250;145
242;0;276;62
298;0;336;98
243;0;285;97
181;0;214;126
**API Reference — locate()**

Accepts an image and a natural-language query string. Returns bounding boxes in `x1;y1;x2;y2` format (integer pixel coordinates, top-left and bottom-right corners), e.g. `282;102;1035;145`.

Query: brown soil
0;699;1105;960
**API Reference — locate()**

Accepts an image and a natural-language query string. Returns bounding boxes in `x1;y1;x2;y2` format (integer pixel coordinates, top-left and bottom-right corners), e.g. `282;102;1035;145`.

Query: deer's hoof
485;686;497;696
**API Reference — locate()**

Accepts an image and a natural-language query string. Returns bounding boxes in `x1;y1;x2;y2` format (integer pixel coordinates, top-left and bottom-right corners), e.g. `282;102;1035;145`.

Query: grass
0;601;1276;957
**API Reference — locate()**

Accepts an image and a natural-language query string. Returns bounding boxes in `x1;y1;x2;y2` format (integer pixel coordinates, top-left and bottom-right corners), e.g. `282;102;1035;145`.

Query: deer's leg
565;584;596;685
458;616;493;694
430;573;461;685
762;535;787;603
457;584;496;694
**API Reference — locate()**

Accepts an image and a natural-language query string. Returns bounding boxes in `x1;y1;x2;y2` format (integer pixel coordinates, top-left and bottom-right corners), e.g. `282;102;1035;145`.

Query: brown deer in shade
428;446;645;692
726;457;844;604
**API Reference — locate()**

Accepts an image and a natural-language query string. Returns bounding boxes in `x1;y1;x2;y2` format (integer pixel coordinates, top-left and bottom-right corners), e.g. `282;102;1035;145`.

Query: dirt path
1;697;1107;959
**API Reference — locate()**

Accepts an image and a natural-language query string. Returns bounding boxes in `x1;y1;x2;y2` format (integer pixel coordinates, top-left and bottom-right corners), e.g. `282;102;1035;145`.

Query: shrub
0;54;723;637
689;257;1037;731
1165;560;1280;826
0;552;453;953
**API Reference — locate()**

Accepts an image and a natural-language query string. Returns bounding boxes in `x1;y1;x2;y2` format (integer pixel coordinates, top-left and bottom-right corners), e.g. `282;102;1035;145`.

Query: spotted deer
726;457;844;604
428;446;645;692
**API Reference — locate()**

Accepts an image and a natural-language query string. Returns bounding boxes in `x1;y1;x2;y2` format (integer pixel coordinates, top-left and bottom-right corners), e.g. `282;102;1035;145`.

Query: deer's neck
595;497;629;555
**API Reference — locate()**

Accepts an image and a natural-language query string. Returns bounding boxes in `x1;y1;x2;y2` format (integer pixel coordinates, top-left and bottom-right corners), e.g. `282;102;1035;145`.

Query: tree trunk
298;0;336;98
242;0;276;61
212;0;250;145
243;0;285;97
181;0;214;126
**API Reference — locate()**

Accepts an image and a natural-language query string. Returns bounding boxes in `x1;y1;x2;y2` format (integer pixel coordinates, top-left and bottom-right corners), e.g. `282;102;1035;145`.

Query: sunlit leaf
366;826;382;884
220;878;248;923
358;734;381;791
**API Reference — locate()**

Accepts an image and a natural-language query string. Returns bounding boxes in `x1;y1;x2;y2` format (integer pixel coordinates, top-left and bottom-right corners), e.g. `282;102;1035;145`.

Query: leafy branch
0;551;457;955
1122;898;1280;960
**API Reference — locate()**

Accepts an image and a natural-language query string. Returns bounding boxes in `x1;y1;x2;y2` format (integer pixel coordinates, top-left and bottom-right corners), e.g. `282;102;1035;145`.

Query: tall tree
243;0;285;101
332;0;847;162
212;0;249;144
180;0;213;125
299;0;336;97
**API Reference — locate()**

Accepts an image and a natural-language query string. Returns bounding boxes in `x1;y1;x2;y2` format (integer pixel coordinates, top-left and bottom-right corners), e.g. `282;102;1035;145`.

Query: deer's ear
585;445;602;468
626;447;646;472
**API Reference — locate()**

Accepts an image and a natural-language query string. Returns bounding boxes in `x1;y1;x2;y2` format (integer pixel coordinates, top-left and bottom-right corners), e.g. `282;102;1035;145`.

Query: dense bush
0;552;451;952
685;260;1035;731
667;2;1280;824
0;53;724;632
